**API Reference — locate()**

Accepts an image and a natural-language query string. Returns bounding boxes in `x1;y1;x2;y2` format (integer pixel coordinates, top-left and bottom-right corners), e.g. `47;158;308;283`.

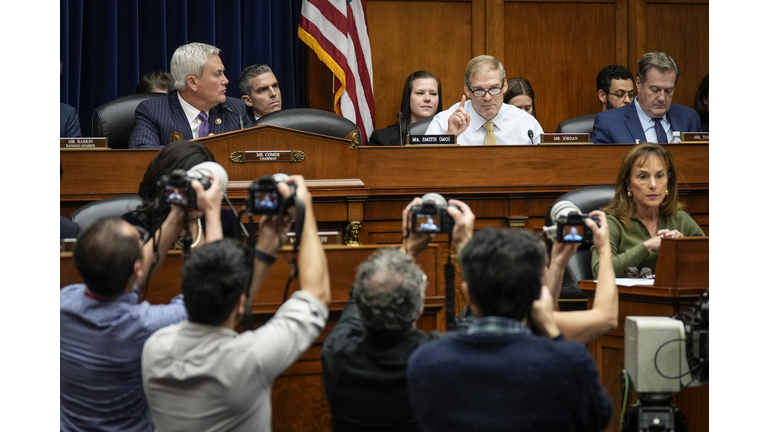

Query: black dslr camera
158;169;211;209
410;193;459;234
556;212;601;244
546;200;600;245
244;173;296;215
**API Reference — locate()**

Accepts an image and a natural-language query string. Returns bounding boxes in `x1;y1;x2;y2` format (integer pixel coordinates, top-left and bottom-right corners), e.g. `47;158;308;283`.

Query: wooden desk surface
579;279;708;300
61;143;709;202
61;244;445;319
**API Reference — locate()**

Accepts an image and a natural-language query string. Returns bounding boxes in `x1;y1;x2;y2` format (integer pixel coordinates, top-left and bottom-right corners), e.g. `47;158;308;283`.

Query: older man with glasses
426;55;543;145
592;51;701;144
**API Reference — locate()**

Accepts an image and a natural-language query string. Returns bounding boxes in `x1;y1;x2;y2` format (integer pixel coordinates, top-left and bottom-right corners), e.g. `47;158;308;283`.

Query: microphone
221;103;244;130
397;111;405;146
527;130;534;145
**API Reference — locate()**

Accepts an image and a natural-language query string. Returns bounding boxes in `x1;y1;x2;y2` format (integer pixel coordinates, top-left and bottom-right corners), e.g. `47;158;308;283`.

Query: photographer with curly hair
321;197;475;431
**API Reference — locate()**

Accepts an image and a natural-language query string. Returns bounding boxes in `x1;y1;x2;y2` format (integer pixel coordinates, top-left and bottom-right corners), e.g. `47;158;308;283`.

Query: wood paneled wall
306;0;708;134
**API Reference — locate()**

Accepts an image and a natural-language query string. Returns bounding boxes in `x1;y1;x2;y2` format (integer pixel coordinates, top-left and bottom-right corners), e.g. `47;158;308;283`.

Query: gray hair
170;42;221;91
464;55;506;88
637;51;680;85
353;248;426;334
238;64;274;95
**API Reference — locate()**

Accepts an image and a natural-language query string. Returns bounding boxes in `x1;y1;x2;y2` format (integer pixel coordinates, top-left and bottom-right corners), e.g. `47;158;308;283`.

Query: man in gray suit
129;42;252;149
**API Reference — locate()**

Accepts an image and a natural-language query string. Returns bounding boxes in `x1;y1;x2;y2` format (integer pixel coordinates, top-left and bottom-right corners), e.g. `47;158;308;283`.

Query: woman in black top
368;71;442;146
122;141;240;243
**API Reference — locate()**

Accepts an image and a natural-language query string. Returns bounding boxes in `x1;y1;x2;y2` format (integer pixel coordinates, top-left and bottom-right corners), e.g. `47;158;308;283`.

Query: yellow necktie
483;121;497;146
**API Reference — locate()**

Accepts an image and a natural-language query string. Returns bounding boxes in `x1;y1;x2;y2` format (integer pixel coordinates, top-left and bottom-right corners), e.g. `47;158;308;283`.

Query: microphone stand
397;111;405;146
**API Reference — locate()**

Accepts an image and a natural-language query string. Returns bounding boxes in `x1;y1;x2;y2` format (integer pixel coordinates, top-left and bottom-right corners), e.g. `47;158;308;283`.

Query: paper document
614;278;655;286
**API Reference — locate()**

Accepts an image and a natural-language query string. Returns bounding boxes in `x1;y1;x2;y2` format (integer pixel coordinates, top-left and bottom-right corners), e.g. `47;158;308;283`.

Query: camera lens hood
187;161;229;193
421;192;447;206
550;200;582;221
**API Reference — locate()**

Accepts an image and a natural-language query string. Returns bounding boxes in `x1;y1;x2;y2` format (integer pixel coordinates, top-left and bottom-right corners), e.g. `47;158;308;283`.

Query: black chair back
407;115;435;136
254;108;359;139
555;113;596;135
70;196;143;232
92;93;165;149
545;185;615;311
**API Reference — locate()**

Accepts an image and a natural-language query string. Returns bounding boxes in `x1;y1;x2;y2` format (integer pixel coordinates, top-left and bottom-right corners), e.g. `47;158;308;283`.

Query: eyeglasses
625;266;653;278
470;86;504;98
609;91;635;100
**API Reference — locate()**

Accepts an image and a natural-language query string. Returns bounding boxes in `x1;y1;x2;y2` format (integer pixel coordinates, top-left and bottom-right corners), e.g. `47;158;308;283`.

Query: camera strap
281;192;305;302
236;207;262;331
141;210;164;303
444;262;456;331
180;211;193;258
444;232;456;331
241;245;255;332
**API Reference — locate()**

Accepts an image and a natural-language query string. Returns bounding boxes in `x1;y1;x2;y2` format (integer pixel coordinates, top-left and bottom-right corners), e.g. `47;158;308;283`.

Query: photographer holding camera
60;176;223;432
407;225;613;432
124;141;241;245
546;210;619;344
141;175;331;431
321;195;475;432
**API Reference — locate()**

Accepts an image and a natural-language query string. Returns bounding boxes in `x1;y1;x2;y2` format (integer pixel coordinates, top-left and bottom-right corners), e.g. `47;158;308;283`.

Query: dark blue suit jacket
60;216;81;239
128;90;253;149
60;103;83;138
592;101;700;144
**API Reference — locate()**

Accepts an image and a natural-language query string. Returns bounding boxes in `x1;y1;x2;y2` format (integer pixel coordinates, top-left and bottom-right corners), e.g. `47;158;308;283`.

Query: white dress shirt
178;93;209;139
425;100;543;145
634;97;672;143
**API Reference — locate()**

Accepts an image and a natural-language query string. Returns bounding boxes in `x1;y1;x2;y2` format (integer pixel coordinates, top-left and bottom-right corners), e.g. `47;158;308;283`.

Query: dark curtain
60;0;306;135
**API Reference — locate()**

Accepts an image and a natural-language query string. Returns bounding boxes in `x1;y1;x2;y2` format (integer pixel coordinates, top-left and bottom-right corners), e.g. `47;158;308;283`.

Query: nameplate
286;231;342;245
60;137;109;149
60;238;77;252
229;150;305;164
407;135;456;145
540;133;590;144
681;132;708;143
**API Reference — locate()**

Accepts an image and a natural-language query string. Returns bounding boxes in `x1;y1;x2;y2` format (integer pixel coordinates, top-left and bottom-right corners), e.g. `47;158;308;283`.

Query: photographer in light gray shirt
141;176;330;432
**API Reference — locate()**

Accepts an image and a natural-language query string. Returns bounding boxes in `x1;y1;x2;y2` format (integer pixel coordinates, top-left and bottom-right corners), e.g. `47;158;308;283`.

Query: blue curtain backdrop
60;0;307;135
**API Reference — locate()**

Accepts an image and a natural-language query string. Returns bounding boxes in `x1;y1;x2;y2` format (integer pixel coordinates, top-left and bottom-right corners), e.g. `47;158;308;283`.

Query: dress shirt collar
467;100;501;132
85;284;140;303
176;320;239;337
467;316;532;336
178;93;210;138
634;97;668;128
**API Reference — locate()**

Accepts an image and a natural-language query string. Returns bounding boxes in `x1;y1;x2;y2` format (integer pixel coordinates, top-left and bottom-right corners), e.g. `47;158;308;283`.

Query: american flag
299;0;375;145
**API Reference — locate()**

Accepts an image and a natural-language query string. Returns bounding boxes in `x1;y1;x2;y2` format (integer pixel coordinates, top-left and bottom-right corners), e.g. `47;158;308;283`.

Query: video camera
410;193;459;235
622;291;709;431
243;173;297;216
542;200;601;244
157;161;228;210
